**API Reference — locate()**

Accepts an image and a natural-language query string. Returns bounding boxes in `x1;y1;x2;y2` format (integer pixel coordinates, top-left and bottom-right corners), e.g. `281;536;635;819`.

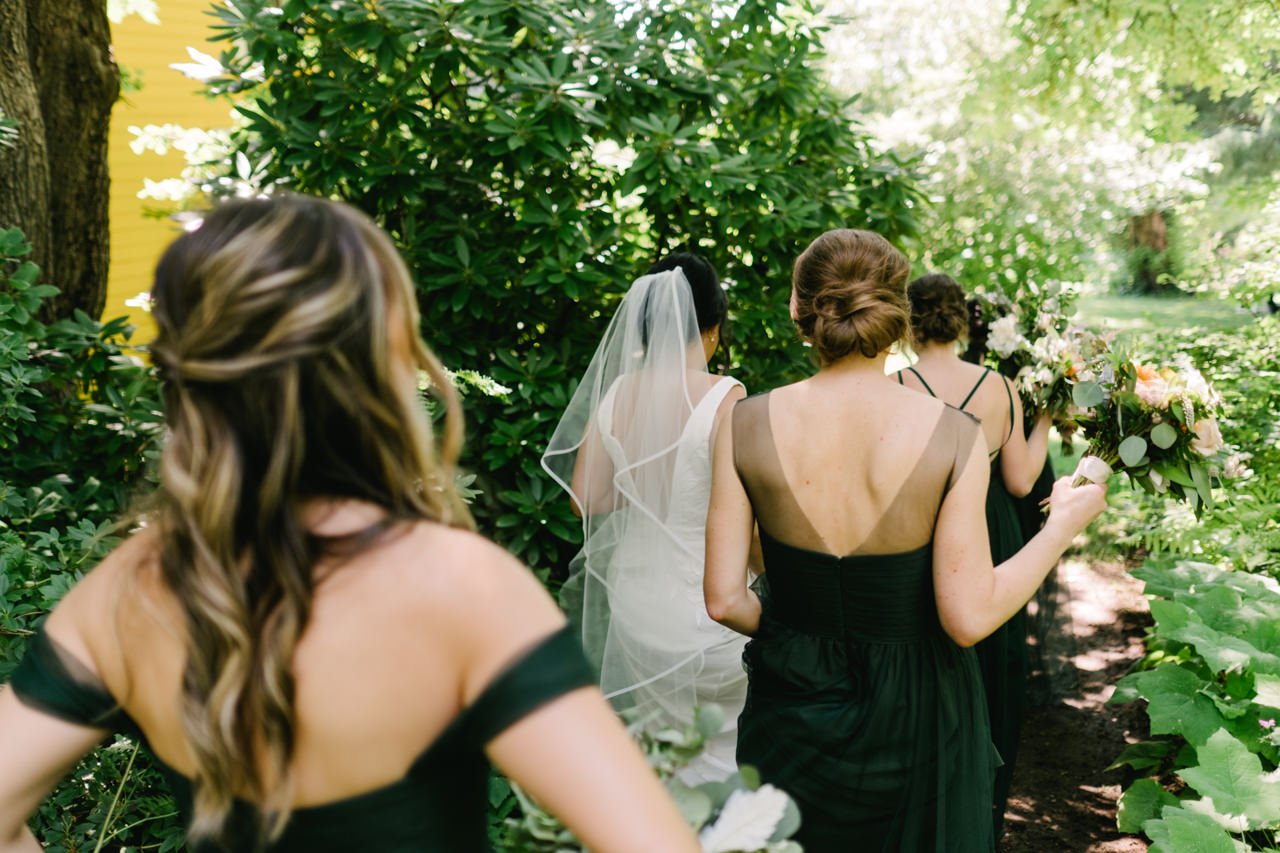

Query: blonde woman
0;196;699;852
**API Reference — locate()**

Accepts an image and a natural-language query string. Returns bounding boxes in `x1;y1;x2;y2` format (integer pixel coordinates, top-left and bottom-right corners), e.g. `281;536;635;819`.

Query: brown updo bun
907;273;968;346
792;229;910;363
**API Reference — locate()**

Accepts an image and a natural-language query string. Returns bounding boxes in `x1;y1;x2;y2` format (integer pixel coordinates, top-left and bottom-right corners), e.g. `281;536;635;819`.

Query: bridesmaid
0;195;700;853
704;230;1105;852
896;273;1052;838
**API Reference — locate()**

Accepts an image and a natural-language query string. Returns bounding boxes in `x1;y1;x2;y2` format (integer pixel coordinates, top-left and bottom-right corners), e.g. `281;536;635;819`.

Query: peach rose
1133;363;1169;409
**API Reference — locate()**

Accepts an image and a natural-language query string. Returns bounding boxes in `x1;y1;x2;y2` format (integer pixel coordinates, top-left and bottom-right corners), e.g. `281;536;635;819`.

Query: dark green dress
732;394;998;853
899;366;1027;839
10;624;593;851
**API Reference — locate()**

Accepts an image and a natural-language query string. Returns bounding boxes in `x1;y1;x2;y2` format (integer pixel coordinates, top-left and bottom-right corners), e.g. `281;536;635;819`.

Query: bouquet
503;705;803;852
974;279;1084;422
1014;326;1110;421
1067;348;1227;514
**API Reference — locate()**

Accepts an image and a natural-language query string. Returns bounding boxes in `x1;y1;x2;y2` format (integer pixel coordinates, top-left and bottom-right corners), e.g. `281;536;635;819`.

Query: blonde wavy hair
148;194;470;842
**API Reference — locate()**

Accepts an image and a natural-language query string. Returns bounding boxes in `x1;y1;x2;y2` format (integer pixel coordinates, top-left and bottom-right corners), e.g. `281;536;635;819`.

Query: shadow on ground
1000;559;1152;853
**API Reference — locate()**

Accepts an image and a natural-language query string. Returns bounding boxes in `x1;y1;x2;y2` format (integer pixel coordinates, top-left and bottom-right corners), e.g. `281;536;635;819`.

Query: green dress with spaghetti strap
732;394;997;853
897;365;1027;838
8;623;593;852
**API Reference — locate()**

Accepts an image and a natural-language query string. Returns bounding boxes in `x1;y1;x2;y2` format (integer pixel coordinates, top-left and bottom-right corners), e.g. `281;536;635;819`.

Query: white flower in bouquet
1028;329;1069;363
987;315;1028;359
1181;364;1221;406
699;784;792;853
1191;418;1225;455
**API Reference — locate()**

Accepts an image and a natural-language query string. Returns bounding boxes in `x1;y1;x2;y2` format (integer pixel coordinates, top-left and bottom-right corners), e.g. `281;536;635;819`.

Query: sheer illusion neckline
736;391;966;559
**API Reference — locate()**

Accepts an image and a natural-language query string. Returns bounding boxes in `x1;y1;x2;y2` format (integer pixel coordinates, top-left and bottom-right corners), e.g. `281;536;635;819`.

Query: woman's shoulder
374;522;562;630
378;522;531;600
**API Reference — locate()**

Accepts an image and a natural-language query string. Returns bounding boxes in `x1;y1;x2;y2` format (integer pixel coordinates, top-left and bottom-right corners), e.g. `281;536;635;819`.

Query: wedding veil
542;269;739;747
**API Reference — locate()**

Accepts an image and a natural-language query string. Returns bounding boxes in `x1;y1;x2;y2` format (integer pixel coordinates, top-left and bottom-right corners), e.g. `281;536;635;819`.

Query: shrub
160;0;923;576
0;228;179;848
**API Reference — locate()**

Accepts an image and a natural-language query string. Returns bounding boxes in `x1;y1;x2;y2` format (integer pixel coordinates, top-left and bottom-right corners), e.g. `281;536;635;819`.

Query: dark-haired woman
896;273;1053;838
0;196;700;852
543;251;749;784
704;230;1105;851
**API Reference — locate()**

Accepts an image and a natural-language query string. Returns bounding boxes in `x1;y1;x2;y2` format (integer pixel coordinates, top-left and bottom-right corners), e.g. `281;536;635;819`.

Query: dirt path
1001;557;1152;852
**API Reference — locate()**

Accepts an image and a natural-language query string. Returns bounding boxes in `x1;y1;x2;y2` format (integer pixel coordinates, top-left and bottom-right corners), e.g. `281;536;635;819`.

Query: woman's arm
487;687;698;852
934;436;1106;647
0;691;106;852
998;379;1052;498
446;541;697;853
568;411;617;518
703;406;761;635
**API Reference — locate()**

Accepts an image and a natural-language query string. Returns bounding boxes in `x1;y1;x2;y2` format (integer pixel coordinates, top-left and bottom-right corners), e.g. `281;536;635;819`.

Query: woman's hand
1043;475;1108;539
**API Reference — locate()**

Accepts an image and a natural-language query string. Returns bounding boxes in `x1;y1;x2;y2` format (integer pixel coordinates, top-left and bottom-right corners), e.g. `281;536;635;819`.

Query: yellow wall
106;2;230;343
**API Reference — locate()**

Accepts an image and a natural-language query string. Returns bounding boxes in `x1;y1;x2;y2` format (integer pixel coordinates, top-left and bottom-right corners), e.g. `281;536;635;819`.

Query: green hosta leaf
1119;435;1149;467
1117;778;1180;834
1177;729;1280;828
1127;664;1227;746
1107;739;1179;773
1144;805;1249;853
1150;422;1179;449
1151;598;1280;677
1255;673;1280;711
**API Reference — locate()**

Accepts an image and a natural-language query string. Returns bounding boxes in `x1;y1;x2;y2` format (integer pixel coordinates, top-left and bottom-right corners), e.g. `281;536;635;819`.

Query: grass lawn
1073;292;1252;342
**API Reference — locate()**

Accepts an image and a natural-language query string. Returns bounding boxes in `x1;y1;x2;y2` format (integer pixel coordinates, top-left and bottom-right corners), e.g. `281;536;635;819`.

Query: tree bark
1127;209;1173;293
0;0;118;320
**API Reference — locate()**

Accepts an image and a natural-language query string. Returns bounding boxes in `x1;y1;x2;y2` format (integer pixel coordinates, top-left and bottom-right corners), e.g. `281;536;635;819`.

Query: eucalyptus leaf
1072;380;1106;408
1150;422;1179;449
1119;435;1149;467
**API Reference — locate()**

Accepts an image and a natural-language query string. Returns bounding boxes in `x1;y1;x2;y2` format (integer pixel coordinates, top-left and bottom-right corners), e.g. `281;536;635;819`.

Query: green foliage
0;227;162;675
1012;0;1280;103
1110;561;1280;849
0;231;179;847
170;0;922;575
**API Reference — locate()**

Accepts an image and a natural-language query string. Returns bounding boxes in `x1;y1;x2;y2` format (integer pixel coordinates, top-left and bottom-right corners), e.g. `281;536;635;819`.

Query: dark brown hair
907;273;968;345
792;229;910;363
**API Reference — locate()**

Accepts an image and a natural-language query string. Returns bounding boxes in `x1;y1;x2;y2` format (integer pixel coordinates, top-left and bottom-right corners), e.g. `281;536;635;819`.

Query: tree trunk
1127;209;1173;293
0;0;118;320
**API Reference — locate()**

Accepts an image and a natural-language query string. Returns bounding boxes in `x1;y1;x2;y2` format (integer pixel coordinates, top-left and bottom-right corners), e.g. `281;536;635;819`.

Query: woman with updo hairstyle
896;272;1054;840
705;229;1106;851
543;249;748;784
0;195;699;853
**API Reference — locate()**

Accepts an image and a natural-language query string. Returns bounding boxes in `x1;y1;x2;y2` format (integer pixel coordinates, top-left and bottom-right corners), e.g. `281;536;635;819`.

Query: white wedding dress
595;374;748;783
542;269;749;784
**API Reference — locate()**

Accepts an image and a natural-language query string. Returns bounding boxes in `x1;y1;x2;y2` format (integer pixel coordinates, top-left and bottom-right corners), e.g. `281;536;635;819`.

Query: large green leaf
1129;665;1228;746
1177;729;1280;829
1117;778;1180;833
1144;806;1249;853
1255;673;1280;711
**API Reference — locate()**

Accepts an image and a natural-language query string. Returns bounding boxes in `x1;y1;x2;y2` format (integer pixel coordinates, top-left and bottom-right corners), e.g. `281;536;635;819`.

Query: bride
542;253;748;783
